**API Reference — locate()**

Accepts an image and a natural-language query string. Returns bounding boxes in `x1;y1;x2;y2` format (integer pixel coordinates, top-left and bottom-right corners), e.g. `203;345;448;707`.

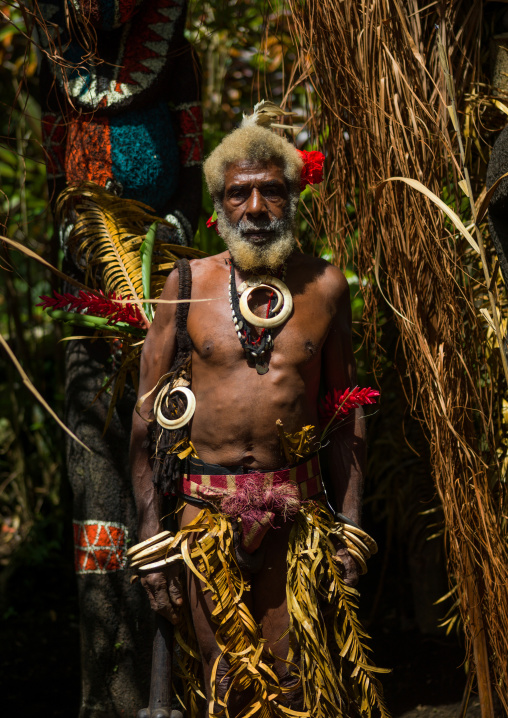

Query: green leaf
139;222;157;322
46;309;144;336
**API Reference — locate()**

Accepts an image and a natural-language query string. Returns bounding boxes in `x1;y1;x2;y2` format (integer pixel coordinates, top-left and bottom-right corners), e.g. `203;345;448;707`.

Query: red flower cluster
206;215;219;233
297;149;325;190
319;386;380;427
38;290;144;328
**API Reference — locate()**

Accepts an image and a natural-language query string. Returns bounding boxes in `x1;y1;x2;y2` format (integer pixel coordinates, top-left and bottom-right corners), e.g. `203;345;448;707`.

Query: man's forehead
224;159;285;185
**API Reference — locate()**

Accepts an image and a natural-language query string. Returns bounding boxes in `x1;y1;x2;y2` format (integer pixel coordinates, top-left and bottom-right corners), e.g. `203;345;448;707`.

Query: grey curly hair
203;124;303;200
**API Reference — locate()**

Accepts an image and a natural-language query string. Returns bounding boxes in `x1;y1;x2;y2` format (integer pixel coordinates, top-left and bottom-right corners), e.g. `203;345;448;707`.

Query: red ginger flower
319;386;380;428
297;149;325;190
38;290;145;328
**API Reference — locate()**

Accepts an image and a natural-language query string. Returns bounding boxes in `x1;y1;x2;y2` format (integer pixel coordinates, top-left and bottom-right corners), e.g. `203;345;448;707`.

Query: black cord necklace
228;260;286;375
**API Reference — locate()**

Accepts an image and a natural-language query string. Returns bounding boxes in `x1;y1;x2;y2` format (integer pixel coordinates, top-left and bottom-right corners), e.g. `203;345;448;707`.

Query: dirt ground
370;629;488;718
398;701;481;718
0;580;491;718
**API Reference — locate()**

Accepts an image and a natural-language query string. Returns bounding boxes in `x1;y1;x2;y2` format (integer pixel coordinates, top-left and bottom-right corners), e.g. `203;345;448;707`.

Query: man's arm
130;268;184;623
321;266;366;586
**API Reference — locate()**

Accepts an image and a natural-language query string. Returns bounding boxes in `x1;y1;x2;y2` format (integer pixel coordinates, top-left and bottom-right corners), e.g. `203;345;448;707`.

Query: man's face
222;161;288;242
216;160;297;272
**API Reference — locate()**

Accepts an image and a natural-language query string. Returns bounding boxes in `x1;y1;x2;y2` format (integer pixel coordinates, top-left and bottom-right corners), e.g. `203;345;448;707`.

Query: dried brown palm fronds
286;0;508;712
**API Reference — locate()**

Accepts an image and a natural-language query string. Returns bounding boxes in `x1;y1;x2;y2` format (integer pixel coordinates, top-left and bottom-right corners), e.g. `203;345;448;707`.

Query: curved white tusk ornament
239;283;284;314
154;385;196;430
237;281;283;313
238;276;293;329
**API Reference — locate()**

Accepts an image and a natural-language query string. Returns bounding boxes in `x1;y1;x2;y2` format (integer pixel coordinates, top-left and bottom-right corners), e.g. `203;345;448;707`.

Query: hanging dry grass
286;0;508;712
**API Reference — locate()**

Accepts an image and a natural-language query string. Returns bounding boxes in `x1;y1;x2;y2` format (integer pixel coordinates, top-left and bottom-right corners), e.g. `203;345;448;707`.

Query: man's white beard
216;199;298;273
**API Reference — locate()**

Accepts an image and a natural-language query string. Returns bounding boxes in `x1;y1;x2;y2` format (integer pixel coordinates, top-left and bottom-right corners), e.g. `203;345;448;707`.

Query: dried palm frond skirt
169;503;389;718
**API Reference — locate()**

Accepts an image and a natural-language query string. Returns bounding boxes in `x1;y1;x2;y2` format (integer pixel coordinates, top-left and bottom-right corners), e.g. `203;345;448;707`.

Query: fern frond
56;182;205;328
52;182;208;431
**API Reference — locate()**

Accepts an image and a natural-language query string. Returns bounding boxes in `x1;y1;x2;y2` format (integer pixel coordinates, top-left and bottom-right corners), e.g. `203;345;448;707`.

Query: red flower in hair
297;149;325;190
206;215;219;233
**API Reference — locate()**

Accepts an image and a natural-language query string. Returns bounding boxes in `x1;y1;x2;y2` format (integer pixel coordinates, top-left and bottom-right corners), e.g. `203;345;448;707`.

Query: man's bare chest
186;291;332;370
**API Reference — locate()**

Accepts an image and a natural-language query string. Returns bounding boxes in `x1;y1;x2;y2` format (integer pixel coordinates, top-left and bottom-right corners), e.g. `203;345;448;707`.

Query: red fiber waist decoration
180;455;323;553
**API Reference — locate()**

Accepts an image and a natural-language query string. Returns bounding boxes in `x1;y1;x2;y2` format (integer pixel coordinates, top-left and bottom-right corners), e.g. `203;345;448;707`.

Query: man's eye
262;186;284;198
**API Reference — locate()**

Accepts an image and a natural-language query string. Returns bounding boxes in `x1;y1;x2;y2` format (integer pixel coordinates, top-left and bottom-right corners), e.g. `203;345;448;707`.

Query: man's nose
245;188;268;217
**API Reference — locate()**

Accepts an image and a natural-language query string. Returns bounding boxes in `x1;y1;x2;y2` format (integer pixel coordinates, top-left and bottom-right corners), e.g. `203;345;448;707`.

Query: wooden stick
137;614;183;718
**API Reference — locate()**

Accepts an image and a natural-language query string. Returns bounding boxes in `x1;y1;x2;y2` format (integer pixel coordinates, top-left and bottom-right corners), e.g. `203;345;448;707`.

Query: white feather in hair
241;100;298;129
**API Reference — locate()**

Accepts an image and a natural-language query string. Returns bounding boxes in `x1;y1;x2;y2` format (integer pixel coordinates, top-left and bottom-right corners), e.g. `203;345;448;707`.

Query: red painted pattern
73;520;129;573
116;0;182;86
177;104;203;166
78;0;101;27
119;0;141;24
65;113;113;187
80;0;140;27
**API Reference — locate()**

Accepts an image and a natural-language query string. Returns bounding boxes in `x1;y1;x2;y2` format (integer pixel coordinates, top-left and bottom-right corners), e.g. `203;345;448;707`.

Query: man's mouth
241;229;275;243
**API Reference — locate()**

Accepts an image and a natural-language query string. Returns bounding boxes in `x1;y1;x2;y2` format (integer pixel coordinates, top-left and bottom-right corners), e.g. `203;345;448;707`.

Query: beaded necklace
228;260;287;375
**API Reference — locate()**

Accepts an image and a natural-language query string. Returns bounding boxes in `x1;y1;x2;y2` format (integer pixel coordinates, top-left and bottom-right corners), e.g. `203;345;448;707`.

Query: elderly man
130;109;384;718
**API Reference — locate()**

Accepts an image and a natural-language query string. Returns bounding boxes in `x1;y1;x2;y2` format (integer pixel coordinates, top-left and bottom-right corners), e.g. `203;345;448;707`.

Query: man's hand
335;545;360;587
140;566;184;624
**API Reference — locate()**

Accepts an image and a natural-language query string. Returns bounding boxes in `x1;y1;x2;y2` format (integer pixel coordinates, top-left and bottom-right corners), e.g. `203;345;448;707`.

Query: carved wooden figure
36;2;202;715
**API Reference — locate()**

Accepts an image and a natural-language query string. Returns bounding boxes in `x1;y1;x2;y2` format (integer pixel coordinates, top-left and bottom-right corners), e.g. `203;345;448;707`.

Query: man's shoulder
188;252;229;292
189;251;229;274
161;252;227;294
291;252;349;295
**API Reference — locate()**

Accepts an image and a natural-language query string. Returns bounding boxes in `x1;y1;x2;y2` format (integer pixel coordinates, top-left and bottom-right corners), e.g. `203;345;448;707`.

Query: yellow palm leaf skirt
167;504;389;718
